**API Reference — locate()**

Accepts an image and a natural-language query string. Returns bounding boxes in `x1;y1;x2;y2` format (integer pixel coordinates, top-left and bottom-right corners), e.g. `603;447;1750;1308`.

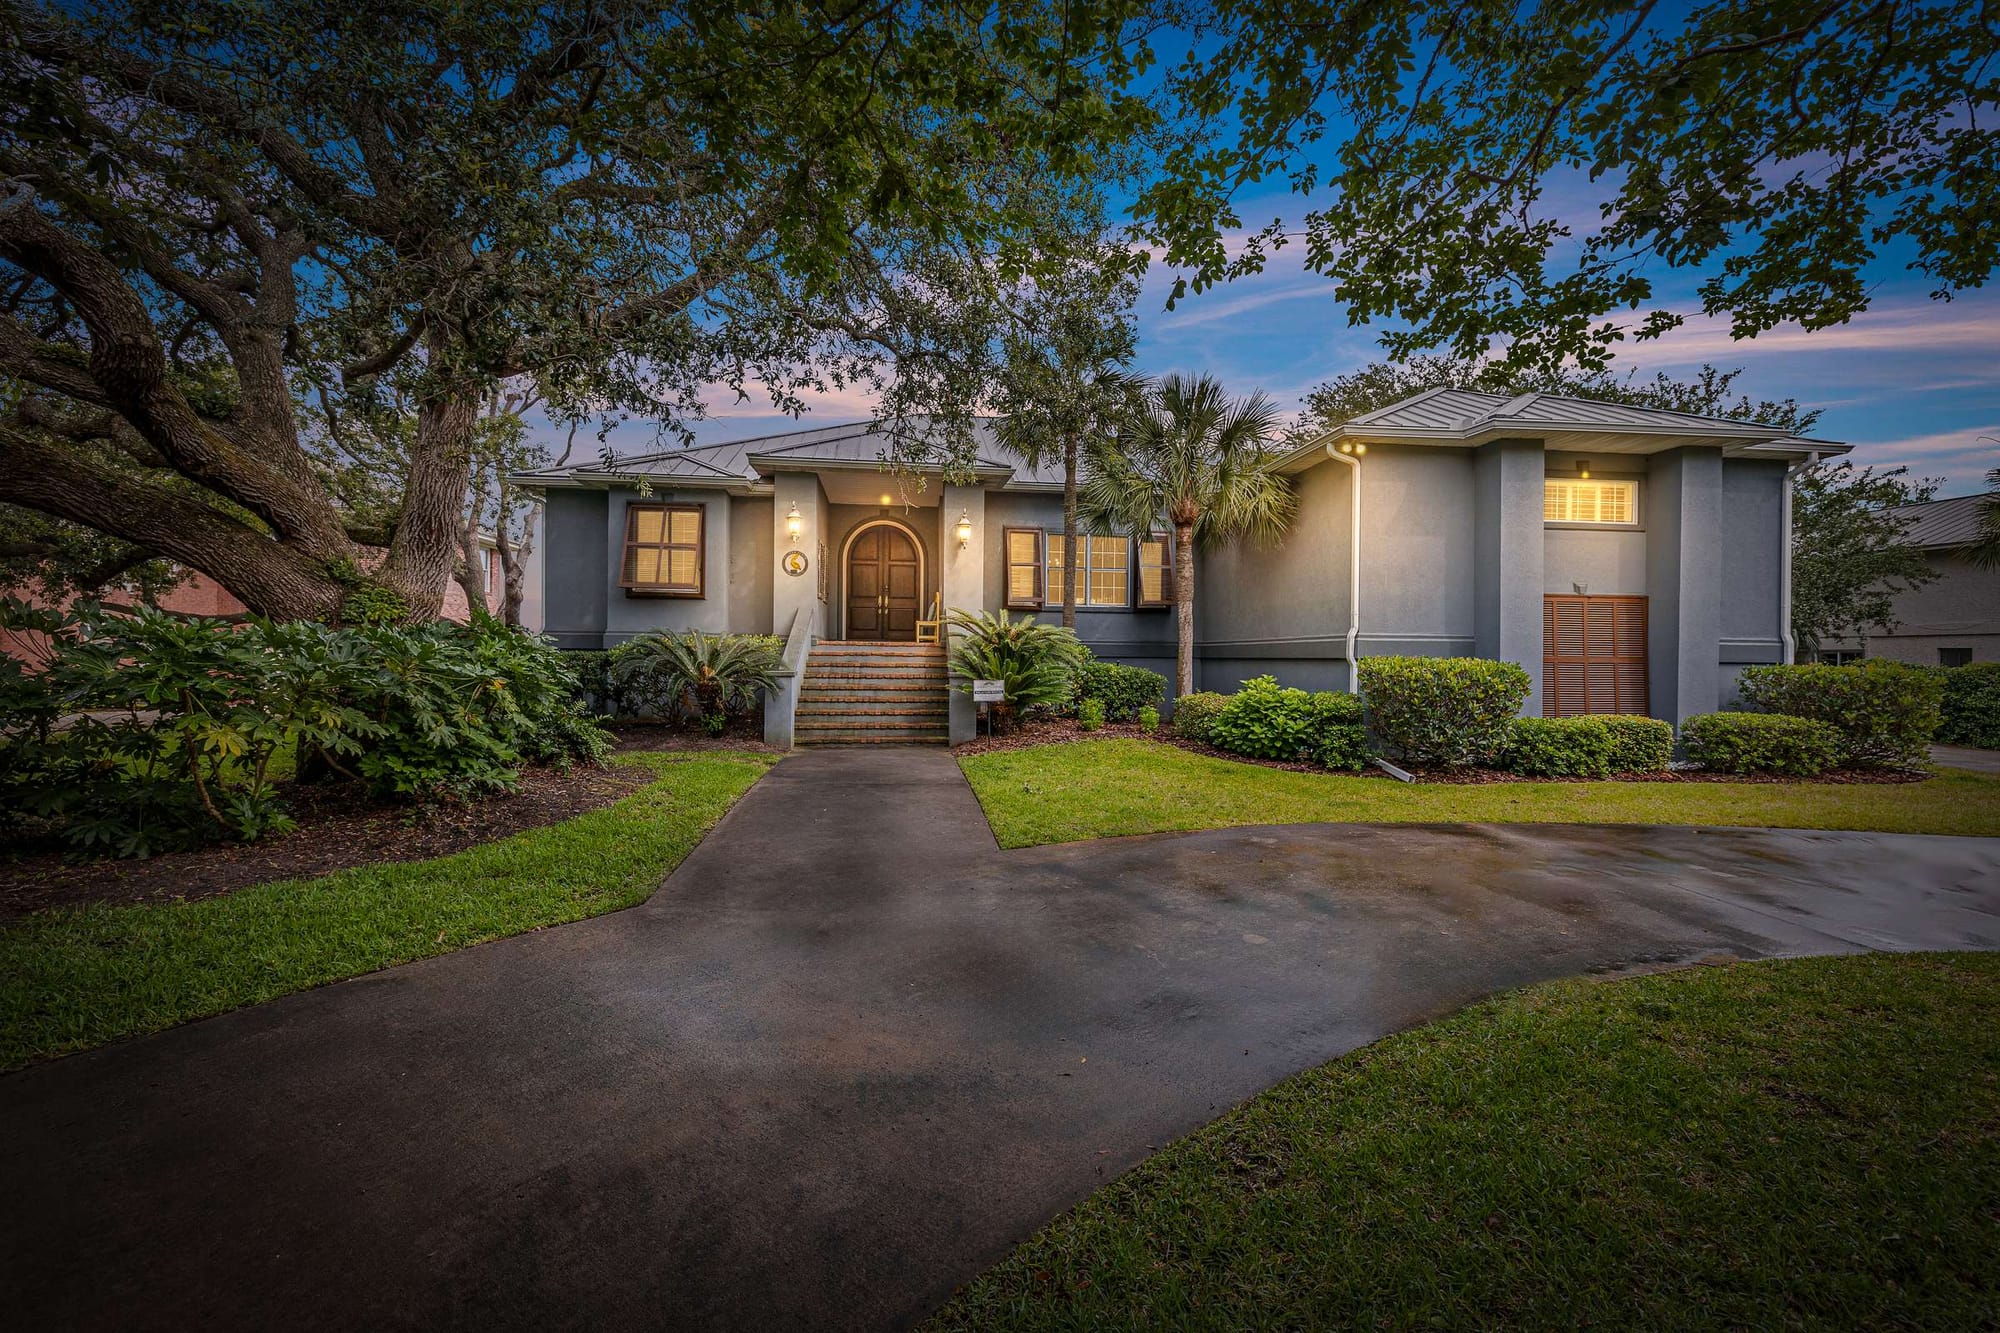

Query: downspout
1325;442;1364;691
1778;451;1820;666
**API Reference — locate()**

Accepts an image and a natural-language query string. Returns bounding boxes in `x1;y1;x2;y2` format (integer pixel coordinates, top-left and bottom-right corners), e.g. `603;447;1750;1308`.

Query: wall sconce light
954;508;973;549
785;502;803;544
1577;459;1592;479
879;492;893;507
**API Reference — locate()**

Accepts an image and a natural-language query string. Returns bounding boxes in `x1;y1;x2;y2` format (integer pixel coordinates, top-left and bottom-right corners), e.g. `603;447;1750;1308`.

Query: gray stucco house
1823;489;2000;666
516;388;1843;744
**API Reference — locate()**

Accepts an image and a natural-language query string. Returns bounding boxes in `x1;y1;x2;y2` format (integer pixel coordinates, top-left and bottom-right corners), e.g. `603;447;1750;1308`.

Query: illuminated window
620;504;704;596
1046;533;1130;607
1003;528;1043;609
1544;478;1638;526
1137;533;1172;607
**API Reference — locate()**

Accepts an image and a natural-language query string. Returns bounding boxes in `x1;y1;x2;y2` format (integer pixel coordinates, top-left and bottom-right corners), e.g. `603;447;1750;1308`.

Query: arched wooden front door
845;525;921;640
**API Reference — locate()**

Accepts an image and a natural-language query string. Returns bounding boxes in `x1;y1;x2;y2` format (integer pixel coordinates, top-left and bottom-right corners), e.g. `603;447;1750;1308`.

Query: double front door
846;526;920;640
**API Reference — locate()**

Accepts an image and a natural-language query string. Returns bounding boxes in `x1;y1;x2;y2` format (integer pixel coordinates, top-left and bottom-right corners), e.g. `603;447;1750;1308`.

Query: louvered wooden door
1544;595;1648;716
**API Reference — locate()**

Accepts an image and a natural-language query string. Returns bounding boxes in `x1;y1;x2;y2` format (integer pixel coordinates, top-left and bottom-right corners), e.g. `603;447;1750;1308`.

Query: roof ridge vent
1495;392;1542;417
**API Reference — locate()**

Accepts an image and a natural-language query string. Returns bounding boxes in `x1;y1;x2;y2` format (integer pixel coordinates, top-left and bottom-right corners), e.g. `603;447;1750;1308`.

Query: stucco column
1473;438;1547;714
941;484;986;743
1646;447;1723;725
771;472;829;640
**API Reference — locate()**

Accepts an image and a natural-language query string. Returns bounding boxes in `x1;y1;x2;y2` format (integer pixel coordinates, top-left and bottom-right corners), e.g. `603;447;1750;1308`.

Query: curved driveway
4;749;1997;1331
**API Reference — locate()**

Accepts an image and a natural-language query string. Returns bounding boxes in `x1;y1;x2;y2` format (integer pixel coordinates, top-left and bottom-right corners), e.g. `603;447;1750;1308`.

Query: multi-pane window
1046;534;1130;607
1544;478;1638;526
1137;533;1172;607
620;504;704;596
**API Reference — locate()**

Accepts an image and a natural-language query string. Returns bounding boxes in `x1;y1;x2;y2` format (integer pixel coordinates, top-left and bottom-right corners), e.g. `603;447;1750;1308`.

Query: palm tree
1971;465;2000;570
1081;373;1296;697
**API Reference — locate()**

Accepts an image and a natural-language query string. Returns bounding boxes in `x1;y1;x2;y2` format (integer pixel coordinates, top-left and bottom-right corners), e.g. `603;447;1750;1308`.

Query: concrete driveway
4;748;1997;1331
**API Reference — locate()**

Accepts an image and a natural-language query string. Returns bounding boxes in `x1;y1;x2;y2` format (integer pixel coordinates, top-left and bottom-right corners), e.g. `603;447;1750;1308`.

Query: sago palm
1081;373;1295;698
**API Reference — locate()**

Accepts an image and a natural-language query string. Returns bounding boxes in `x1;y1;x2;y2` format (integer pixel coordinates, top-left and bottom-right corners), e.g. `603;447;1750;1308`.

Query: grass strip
962;738;2000;847
0;751;776;1071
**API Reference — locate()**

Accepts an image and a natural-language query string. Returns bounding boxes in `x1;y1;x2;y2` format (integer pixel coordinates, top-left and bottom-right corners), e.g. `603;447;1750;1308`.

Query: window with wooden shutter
1137;533;1172;608
1544;478;1639;526
1045;533;1132;607
1003;528;1043;609
1543;595;1648;716
620;503;704;597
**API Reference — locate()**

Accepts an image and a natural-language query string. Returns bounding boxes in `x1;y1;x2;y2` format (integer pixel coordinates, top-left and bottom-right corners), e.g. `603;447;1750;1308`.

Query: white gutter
1325;442;1364;691
1778;451;1820;665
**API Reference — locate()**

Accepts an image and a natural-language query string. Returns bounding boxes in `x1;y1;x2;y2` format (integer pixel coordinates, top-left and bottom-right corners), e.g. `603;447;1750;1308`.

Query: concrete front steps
795;641;950;746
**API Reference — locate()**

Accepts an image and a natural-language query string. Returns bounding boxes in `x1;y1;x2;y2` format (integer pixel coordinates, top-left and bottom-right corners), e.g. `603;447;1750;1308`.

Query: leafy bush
947;609;1088;731
1172;691;1228;742
562;649;614;711
1315;723;1371;772
1208;676;1367;767
1682;712;1842;776
609;631;782;733
1503;717;1614;778
1601;715;1674;773
1937;663;2000;748
1071;661;1167;722
1358;657;1531;768
0;600;608;857
1737;661;1943;768
1078;698;1106;731
1138;705;1160;732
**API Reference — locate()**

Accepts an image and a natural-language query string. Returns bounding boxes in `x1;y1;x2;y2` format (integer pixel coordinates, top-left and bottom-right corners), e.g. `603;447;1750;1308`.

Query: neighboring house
1821;490;2000;666
517;389;1842;744
1;531;539;666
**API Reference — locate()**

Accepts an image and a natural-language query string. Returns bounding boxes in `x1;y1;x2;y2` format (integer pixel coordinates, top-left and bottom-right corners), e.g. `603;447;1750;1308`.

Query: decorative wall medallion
782;550;810;577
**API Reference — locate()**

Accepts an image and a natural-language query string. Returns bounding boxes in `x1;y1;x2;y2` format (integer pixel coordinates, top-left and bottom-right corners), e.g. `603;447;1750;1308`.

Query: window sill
622;587;705;599
1544;522;1645;533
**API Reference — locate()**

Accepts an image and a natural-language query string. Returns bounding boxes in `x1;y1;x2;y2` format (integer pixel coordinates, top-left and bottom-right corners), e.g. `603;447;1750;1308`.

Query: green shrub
1315;724;1371;772
1173;691;1228;742
946;608;1088;731
1601;715;1674;773
1503;717;1614;778
1207;677;1368;768
562;649;614;711
1078;697;1106;731
0;600;608;857
1137;705;1160;732
1937;663;2000;748
1072;660;1167;722
1737;661;1943;768
1682;712;1842;776
609;631;782;733
1358;657;1531;768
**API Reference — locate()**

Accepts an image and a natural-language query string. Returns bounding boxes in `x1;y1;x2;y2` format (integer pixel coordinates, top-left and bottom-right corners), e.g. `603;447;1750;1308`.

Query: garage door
1543;595;1648;716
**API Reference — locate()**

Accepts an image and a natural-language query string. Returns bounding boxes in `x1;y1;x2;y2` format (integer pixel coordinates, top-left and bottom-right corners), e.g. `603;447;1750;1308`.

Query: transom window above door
1544;478;1639;526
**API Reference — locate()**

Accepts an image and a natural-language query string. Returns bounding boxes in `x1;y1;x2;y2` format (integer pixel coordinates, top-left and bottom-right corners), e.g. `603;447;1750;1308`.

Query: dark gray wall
1474;439;1546;711
729;497;775;636
1645;448;1724;723
542;488;609;649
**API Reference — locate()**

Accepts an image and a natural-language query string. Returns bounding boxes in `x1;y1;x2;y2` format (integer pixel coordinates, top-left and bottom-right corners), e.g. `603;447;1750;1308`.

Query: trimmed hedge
1503;717;1614;778
1173;692;1229;742
1072;660;1168;722
1602;715;1674;774
1737;661;1942;768
1358;656;1531;768
1938;663;2000;748
1682;712;1842;776
1314;723;1371;772
1208;676;1364;764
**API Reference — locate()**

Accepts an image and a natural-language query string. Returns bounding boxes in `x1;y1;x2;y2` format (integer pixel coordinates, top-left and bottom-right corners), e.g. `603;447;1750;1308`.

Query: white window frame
1543;477;1642;529
1044;532;1131;608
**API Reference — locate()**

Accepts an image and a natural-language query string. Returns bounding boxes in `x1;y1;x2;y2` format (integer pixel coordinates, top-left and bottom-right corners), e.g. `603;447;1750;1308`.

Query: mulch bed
0;761;655;922
607;721;784;755
951;719;1932;786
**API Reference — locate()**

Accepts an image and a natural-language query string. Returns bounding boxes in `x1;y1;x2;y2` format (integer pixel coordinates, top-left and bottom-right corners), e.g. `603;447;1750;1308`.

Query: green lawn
0;750;776;1071
929;952;2000;1331
961;738;2000;847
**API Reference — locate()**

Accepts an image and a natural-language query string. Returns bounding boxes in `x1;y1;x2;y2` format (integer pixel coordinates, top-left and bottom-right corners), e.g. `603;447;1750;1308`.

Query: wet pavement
4;747;1997;1331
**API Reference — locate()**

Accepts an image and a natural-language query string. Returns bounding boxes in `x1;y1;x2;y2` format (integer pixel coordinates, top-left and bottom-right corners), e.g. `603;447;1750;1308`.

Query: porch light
1334;441;1366;456
879;492;893;507
785;502;803;544
1578;459;1592;479
954;508;973;548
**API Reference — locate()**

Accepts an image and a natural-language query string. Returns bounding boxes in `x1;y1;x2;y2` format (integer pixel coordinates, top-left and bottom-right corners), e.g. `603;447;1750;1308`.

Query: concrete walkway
4;748;1998;1331
1935;743;2000;774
